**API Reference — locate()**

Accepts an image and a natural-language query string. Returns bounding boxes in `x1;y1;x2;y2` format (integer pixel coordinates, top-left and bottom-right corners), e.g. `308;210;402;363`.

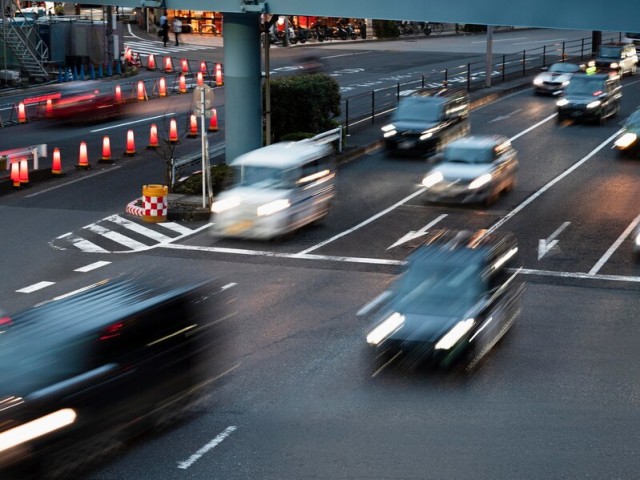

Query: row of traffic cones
145;55;223;85
57;61;123;83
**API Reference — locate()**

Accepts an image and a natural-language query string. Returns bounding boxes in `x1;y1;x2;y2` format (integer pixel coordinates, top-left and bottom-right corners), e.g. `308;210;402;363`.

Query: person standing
159;10;169;47
172;17;182;47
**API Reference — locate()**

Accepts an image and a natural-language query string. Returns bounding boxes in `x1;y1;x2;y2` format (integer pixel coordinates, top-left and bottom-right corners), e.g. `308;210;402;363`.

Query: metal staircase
0;11;50;81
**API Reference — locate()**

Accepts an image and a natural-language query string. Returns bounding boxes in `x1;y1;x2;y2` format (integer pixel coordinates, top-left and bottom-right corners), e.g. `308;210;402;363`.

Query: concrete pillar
223;12;263;163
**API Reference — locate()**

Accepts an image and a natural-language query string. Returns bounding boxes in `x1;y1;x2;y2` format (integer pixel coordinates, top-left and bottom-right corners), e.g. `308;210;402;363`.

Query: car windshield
393;253;485;317
549;63;580;74
444;145;493;163
236;165;293;189
625;111;640;129
394;98;443;123
598;46;623;59
565;78;604;96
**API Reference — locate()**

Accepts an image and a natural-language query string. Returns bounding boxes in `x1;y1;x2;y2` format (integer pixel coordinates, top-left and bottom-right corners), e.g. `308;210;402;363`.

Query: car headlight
561;80;570;86
211;196;240;214
587;100;602;109
610;62;619;69
420;128;438;141
635;232;640;247
435;318;475;350
0;408;77;452
614;132;637;149
556;98;569;107
533;77;543;86
366;312;405;345
468;173;492;190
382;124;397;137
257;199;290;217
422;171;444;188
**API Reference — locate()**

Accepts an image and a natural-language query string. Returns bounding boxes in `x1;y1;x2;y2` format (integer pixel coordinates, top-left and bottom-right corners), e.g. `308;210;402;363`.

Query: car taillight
0;316;11;326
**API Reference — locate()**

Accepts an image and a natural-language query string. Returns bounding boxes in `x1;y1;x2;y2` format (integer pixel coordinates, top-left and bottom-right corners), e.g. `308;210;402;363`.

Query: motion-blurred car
634;224;640;258
381;87;470;157
0;276;232;479
365;229;523;372
421;135;518;206
48;89;126;124
556;73;622;124
613;107;640;157
298;55;325;74
532;62;582;95
594;43;638;76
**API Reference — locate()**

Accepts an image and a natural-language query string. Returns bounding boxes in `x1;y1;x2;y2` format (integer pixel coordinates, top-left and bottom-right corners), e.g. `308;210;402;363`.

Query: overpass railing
342;33;622;134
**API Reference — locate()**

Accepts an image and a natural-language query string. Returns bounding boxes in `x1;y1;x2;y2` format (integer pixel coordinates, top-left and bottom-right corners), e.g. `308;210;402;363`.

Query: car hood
386;312;462;343
434;162;492;181
215;186;289;206
563;93;605;104
390;119;441;132
535;71;573;83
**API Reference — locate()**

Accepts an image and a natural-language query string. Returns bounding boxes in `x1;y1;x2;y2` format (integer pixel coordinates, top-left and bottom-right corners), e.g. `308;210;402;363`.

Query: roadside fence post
522;51;526;76
466;63;471;91
543;46;546;67
371;91;375;124
502;55;506;82
345;99;350;136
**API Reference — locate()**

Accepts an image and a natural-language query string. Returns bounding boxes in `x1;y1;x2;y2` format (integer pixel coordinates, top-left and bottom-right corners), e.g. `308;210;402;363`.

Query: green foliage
268;74;341;143
373;20;400;38
172;164;234;196
280;132;316;141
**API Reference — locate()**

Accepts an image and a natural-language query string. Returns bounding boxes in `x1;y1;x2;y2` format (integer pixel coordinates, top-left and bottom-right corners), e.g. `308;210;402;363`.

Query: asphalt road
1;28;640;479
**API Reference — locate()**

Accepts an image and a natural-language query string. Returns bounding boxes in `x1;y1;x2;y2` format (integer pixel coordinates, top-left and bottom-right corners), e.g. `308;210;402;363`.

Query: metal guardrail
171;143;225;187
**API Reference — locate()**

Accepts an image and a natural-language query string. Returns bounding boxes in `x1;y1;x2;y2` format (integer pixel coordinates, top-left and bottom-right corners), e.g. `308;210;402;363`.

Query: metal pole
485;25;493;88
2;0;6;76
264;30;271;145
201;87;206;208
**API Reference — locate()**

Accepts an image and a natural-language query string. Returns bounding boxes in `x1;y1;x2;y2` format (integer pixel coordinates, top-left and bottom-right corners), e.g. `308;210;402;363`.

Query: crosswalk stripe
158;221;195;236
84;224;149;250
105;214;173;242
57;232;110;253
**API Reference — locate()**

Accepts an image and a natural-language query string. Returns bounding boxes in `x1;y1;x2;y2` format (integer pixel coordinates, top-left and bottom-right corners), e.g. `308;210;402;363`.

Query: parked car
0;275;232;479
532;62;582;95
381;87;470;158
365;229;524;372
421;135;519;206
594;43;638;76
556;73;622;124
613;107;640;157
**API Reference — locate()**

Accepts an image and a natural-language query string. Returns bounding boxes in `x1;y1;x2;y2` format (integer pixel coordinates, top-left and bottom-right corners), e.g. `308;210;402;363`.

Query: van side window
298;155;333;186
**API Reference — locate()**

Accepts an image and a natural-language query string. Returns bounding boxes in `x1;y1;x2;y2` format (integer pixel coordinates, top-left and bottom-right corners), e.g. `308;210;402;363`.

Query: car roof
230;141;333;169
445;134;510;150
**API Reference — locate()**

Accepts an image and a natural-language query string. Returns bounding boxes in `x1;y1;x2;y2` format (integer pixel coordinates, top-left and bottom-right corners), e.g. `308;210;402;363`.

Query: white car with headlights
532;62;582;95
421;135;518;206
613;107;640;157
209;141;335;240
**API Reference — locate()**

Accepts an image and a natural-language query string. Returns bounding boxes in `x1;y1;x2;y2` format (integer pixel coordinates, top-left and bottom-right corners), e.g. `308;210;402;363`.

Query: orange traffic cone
200;60;207;74
208;108;219;132
137;80;147;101
115;84;123;103
188;114;198;138
10;162;20;188
19;159;29;184
17;101;27;123
179;74;187;94
147;54;156;71
125;130;136;156
158;77;167;97
46;98;53;118
100;136;112;163
181;58;188;73
196;71;204;86
76;141;90;170
169;118;179;144
124;47;132;63
51;147;62;175
164;56;173;73
215;63;223;86
147;124;159;149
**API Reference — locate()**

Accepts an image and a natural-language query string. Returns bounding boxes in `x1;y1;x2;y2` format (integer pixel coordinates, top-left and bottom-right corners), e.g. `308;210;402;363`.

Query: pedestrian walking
172;17;182;47
159;10;169;47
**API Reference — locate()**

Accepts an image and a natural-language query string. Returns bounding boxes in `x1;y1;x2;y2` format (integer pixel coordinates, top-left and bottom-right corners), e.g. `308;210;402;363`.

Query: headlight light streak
468;173;492;190
435;318;475;350
422;171;444;188
614;132;637;149
587;100;602;109
211;196;240;214
533;77;543;85
469;316;493;342
556;98;569;107
0;408;77;452
256;199;291;217
366;312;405;345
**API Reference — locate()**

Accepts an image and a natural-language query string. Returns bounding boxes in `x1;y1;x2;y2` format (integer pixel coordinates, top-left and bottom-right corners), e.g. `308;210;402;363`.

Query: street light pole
485;25;493;88
264;29;271;145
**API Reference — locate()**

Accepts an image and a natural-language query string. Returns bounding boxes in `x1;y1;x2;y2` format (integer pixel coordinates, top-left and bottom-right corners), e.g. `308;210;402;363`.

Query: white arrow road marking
538;221;570;260
489;108;523;123
387;214;448;250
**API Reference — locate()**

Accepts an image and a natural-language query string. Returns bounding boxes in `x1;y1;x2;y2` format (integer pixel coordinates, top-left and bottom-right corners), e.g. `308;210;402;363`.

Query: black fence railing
342;33;623;134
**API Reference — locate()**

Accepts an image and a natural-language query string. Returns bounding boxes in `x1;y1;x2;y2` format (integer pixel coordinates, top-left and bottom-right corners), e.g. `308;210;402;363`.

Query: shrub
172;164;234;196
372;20;400;38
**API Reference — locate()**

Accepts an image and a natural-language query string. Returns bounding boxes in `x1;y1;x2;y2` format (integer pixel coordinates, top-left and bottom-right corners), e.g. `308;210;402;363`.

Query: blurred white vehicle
532;62;581;95
210;141;336;240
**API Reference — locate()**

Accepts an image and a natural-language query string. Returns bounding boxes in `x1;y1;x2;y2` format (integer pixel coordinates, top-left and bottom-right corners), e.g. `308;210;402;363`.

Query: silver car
422;135;518;206
532;62;581;95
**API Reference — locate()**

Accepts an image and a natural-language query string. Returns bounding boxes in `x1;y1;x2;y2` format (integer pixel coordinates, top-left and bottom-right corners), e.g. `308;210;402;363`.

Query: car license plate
226;220;253;235
399;140;416;149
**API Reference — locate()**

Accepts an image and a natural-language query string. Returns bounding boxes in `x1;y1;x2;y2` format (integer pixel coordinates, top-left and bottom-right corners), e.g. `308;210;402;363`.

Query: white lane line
515;268;640;283
161;243;405;266
485;130;623;237
25;167;121;198
83;224;149;250
56;232;109;253
589;212;640;275
298;187;429;255
74;261;112;272
90;113;175;133
16;281;55;293
177;426;237;470
509;112;557;142
158;221;196;236
106;214;173;242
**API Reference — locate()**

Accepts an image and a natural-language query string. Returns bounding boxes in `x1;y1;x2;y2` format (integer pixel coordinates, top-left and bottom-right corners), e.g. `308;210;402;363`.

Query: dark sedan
365;229;524;373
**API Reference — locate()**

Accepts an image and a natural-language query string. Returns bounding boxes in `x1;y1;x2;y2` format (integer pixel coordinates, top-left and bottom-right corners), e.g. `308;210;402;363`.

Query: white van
210;141;336;240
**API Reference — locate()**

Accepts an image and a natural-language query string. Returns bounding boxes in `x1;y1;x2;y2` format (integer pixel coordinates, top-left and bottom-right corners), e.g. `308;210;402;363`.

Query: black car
381;88;470;157
556;73;622;124
365;229;524;372
0;275;233;479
